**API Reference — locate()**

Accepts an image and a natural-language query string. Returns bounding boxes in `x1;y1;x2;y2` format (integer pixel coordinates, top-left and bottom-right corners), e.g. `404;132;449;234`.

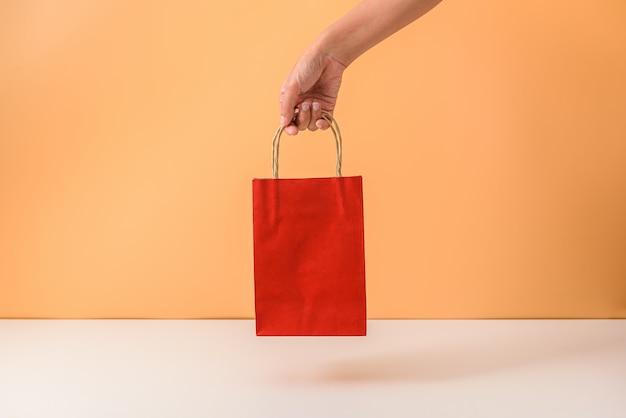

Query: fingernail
280;116;286;126
312;102;320;111
301;102;310;111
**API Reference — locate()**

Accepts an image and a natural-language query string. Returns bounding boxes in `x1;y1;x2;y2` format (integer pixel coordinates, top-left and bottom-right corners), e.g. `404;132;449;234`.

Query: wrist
313;27;355;68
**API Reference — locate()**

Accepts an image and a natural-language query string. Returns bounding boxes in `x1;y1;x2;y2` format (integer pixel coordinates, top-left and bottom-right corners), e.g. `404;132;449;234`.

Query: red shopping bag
252;112;366;336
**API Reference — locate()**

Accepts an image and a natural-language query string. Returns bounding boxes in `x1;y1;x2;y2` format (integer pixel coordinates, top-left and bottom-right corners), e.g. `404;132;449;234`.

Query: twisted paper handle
272;110;343;179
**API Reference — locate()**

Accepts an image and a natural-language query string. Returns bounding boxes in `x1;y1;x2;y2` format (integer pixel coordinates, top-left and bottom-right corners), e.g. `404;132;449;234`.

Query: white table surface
1;319;624;418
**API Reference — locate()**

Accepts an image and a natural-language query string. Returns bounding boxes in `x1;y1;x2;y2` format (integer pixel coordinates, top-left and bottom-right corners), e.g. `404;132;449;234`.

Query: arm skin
279;0;443;135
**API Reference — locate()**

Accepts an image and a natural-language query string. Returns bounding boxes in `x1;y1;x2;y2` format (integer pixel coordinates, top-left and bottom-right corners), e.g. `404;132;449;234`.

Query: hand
279;49;347;136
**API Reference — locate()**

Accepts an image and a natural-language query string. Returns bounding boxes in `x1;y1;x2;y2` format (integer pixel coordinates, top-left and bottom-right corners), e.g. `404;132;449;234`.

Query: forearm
279;0;442;132
314;0;442;66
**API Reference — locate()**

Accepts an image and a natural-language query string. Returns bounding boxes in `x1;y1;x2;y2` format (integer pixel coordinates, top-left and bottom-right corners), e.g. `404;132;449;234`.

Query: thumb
279;78;299;127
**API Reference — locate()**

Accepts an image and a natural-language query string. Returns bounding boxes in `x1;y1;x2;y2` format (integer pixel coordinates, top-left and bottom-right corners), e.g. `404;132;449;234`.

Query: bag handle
272;110;343;179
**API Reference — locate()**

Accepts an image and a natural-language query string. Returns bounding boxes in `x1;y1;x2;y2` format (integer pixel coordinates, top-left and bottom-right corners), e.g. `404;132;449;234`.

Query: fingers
296;102;311;131
310;102;322;131
279;75;330;135
279;65;331;135
315;117;330;130
284;124;299;136
285;101;327;135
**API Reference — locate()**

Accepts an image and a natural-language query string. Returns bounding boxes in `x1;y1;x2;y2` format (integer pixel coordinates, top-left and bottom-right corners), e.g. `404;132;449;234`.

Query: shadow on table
284;321;626;384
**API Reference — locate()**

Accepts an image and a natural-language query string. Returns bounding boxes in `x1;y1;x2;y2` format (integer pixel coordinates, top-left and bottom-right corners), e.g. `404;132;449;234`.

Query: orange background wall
1;0;625;318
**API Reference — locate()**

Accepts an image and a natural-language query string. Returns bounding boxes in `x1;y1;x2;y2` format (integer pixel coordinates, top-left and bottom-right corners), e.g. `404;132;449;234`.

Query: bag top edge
253;175;363;181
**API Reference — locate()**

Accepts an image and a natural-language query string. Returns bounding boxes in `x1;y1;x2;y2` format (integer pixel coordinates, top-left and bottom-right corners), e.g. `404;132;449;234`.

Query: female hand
278;0;442;135
279;48;347;136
